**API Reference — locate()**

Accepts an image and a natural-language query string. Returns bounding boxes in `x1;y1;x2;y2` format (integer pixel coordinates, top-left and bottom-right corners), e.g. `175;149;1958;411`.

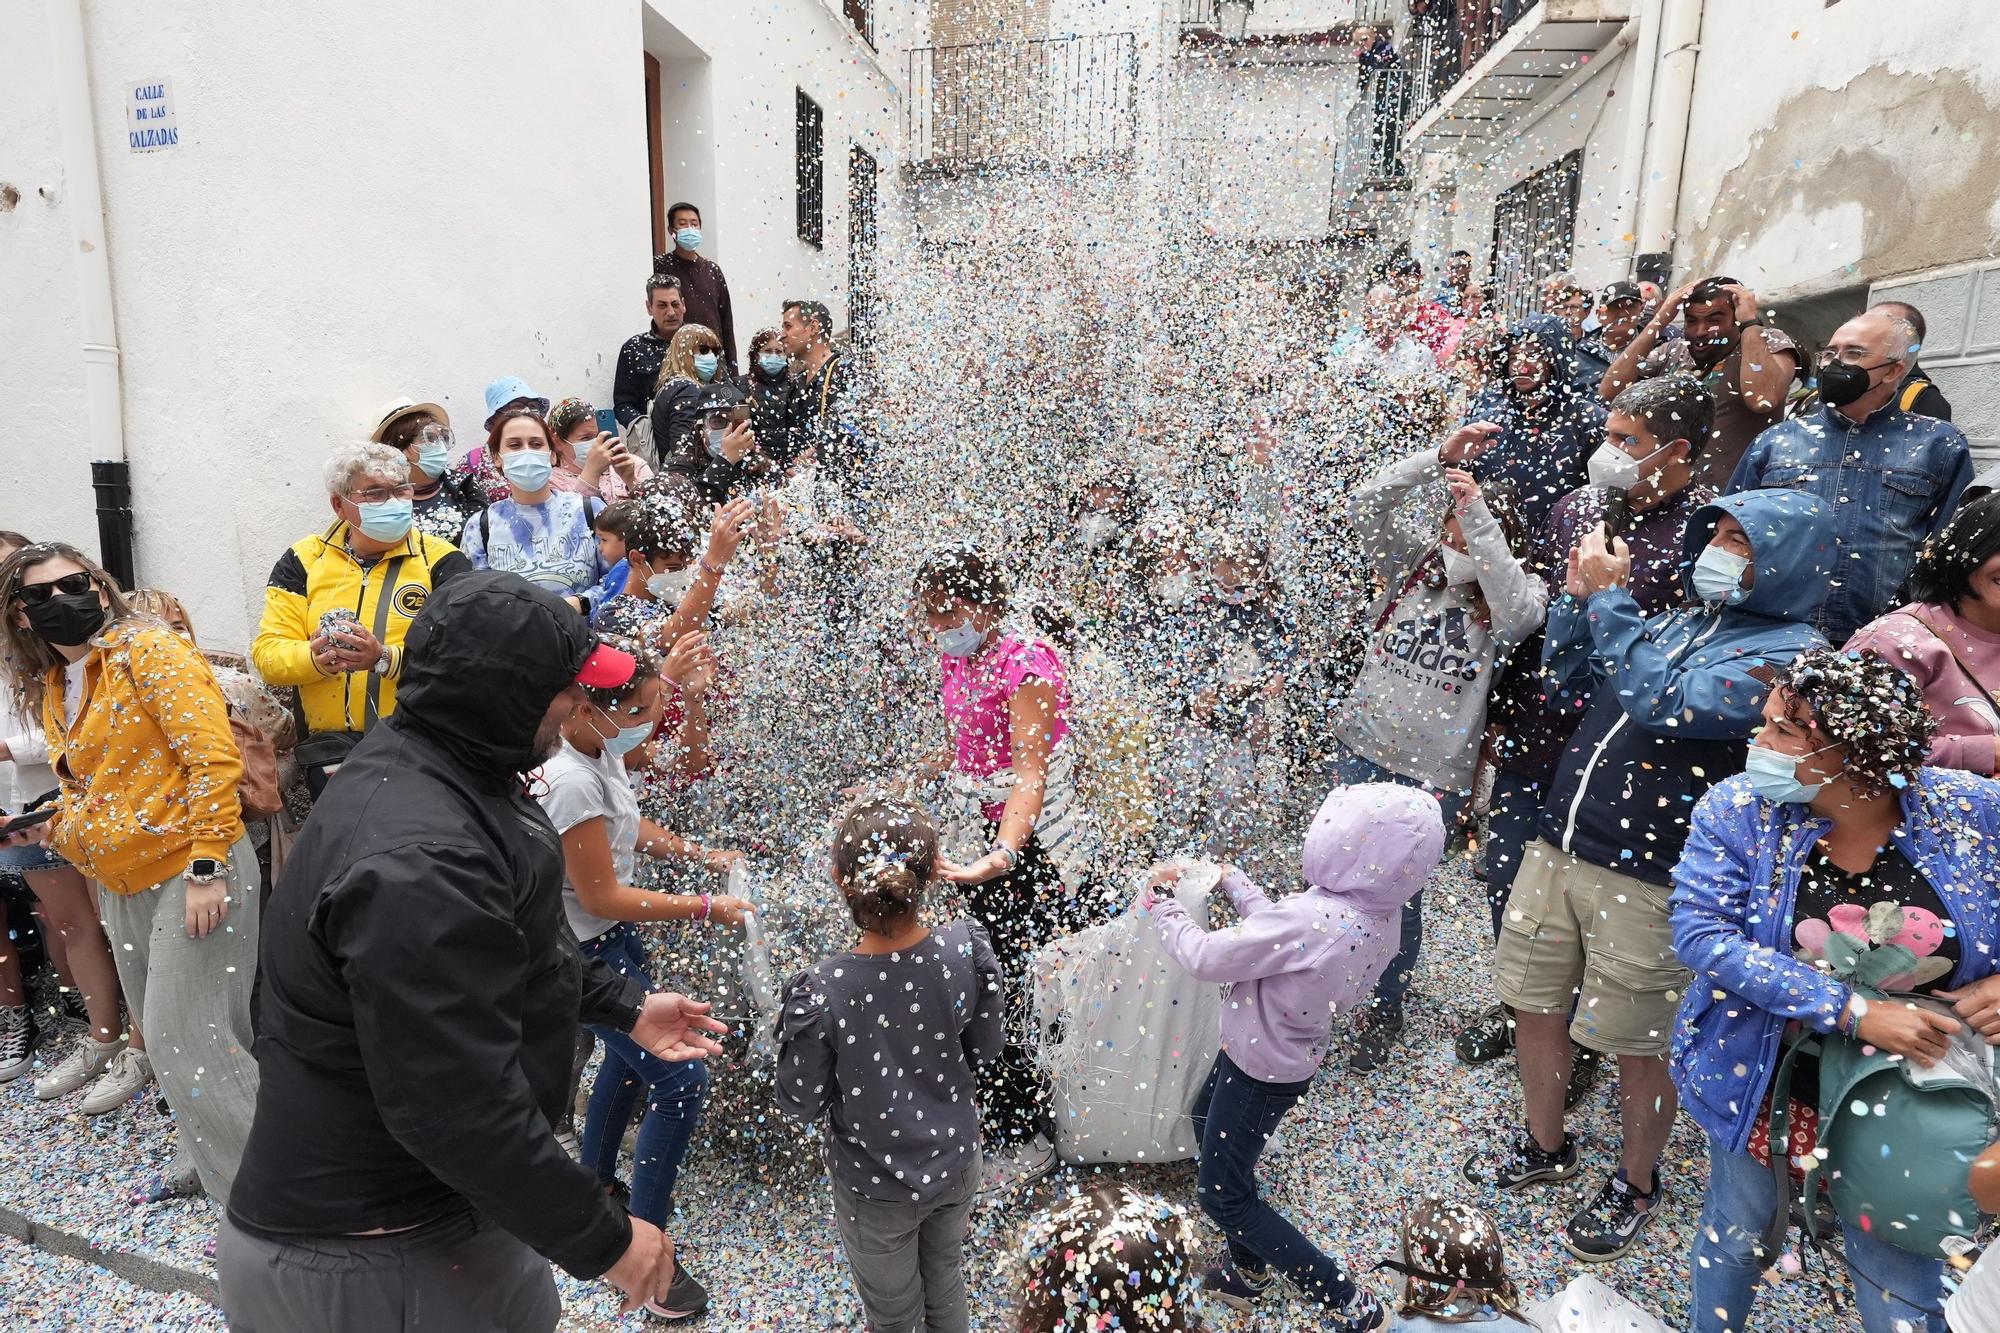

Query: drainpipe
48;0;135;588
1633;0;1704;287
1608;0;1664;279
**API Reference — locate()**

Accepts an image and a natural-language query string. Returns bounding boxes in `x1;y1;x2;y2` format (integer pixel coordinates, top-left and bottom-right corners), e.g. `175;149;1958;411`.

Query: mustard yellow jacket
251;521;470;735
44;620;244;895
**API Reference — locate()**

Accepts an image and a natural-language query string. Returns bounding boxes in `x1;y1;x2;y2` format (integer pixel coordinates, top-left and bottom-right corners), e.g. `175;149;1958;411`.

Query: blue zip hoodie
1535;488;1834;885
1669;767;2000;1153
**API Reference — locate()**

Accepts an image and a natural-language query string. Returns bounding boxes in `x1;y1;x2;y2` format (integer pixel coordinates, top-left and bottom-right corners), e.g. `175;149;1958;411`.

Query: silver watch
371;647;392;675
991;843;1020;872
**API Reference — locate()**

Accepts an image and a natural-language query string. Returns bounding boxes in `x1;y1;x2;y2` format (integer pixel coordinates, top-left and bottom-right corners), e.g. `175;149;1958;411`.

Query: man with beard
222;570;727;1331
1599;275;1798;491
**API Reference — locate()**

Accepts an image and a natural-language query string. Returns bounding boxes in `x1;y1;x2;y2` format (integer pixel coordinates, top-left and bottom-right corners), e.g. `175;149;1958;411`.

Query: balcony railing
1402;0;1536;126
904;34;1138;171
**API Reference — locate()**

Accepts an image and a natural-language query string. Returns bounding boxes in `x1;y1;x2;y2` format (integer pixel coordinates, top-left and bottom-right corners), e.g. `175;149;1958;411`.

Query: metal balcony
903;34;1139;173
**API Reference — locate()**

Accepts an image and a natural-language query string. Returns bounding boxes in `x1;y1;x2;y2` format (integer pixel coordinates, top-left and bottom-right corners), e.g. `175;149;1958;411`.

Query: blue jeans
578;924;709;1230
1483;771;1544;939
1689;1133;1944;1333
1192;1051;1356;1308
1329;745;1464;1013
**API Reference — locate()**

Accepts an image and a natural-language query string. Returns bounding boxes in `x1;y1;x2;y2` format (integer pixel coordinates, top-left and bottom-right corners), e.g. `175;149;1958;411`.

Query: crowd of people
0;221;1996;1333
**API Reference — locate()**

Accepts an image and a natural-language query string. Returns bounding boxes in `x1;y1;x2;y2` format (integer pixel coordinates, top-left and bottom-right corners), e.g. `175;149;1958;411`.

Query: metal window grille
1489;149;1583;322
903;34;1138;170
796;89;824;248
848;145;879;340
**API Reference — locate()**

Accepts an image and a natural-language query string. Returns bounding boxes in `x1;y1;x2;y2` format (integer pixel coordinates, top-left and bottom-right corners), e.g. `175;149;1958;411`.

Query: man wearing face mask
253;443;472;796
662;384;773;507
1728;306;1973;645
655;204;737;375
1599;275;1800;492
1467;374;1716;1066
1468;487;1833;1264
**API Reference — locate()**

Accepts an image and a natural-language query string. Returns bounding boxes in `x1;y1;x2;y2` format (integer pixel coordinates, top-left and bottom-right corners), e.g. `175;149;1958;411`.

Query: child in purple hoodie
1145;783;1446;1331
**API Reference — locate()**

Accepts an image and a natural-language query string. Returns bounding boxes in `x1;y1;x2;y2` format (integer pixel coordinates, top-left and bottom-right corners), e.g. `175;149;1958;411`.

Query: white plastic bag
1526;1276;1673;1333
1030;860;1223;1165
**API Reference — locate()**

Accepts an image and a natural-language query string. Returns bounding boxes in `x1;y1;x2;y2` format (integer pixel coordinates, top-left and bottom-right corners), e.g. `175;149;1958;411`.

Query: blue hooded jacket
1535;488;1834;886
1466;314;1607;533
1669;767;2000;1153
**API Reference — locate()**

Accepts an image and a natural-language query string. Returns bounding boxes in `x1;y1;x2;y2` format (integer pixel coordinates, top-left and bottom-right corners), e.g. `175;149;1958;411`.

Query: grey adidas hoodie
1334;448;1547;792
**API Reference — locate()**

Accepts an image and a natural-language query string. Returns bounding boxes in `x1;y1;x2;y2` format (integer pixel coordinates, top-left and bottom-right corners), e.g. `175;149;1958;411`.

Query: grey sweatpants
98;836;261;1205
829;1156;979;1333
218;1210;560;1333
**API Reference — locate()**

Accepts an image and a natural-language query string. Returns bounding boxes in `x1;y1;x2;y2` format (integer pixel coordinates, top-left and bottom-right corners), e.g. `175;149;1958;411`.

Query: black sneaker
1462;1130;1580;1191
1347;1004;1405;1073
1565;1044;1602;1111
1561;1168;1663;1262
1201;1258;1275;1313
1454;1005;1514;1065
1328;1287;1386;1331
643;1261;709;1321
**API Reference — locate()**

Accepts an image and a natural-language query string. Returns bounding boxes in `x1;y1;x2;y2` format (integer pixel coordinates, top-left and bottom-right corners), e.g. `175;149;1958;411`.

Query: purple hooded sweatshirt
1149;784;1446;1083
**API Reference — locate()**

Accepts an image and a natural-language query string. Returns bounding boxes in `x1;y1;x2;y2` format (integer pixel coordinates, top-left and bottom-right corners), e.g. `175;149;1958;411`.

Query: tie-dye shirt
458;491;606;599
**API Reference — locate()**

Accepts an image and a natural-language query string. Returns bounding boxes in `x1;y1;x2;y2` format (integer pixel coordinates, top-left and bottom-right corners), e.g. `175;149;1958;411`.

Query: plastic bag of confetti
1526;1275;1672;1333
1030;860;1222;1166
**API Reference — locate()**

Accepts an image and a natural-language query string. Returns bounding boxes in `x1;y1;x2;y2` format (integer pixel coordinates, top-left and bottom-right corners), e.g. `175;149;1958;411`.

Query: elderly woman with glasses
0;542;260;1206
252;443;472;786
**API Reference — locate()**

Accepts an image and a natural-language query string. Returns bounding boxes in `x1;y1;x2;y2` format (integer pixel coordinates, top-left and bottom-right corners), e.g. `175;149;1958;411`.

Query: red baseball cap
575;640;636;689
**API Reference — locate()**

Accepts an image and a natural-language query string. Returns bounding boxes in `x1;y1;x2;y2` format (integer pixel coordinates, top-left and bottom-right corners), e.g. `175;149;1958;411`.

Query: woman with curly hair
1669;646;2000;1333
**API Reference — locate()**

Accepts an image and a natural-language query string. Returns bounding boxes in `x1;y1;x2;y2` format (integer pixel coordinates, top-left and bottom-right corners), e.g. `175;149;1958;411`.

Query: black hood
392;570;591;778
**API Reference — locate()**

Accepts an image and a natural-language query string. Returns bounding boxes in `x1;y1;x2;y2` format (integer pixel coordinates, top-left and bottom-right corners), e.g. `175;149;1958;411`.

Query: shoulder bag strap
1898;610;2000;719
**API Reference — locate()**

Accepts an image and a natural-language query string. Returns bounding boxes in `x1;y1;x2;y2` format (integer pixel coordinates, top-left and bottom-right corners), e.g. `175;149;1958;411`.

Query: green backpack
1766;993;1999;1260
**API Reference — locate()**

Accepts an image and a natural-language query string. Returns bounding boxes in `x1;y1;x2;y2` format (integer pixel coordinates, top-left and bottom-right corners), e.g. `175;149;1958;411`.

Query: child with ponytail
775;796;1005;1333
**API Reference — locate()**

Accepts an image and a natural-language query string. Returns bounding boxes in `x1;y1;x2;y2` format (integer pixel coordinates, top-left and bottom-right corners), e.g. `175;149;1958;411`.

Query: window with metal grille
845;0;874;49
848;145;879;341
797;89;824;249
1489;150;1582;323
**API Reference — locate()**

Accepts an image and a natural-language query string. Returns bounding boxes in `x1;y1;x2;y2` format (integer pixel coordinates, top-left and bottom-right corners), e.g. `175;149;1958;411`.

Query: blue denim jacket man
1726;308;1970;644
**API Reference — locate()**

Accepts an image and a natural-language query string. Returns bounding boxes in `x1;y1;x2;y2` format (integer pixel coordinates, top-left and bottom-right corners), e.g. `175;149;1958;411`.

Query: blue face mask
693;353;720;382
935;618;988;659
706;425;729;459
675;227;702;251
1691;544;1751;605
501;450;553;492
1744;742;1838;804
411;442;451;479
758;353;790;377
355;498;414;543
597;714;655;758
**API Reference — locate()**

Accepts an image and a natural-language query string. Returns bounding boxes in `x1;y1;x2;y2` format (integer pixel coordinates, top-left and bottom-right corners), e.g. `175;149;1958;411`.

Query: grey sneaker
0;1006;34;1083
643;1261;709;1321
977;1133;1057;1196
80;1046;153;1115
33;1035;119;1100
1462;1130;1580;1191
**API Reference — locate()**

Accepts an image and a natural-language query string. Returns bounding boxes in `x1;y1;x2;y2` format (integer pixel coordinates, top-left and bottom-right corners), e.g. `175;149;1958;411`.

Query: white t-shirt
536;737;639;942
1949;1246;1998;1333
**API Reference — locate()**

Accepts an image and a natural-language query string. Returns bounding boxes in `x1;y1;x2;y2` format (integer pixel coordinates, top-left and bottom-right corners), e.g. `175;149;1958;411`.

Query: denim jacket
1668;767;2000;1154
1727;403;1971;645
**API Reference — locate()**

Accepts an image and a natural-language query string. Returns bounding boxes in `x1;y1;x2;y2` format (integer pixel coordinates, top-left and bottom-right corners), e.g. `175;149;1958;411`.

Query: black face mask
1818;358;1896;408
25;591;108;649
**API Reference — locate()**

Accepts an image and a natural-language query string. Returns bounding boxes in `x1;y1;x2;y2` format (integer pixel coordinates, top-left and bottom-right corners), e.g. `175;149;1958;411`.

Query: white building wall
1;0;898;647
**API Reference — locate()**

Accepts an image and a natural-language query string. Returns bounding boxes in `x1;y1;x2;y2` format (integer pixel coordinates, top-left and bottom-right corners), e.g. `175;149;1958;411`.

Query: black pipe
90;460;135;590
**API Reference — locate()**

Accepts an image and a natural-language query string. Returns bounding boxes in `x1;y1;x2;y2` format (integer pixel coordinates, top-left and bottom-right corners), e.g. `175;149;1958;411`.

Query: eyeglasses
13;571;95;607
411;426;453;447
347;483;417;505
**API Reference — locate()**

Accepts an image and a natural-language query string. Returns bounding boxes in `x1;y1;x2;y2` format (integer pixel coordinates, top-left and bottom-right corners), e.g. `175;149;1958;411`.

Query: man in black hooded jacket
221;570;725;1331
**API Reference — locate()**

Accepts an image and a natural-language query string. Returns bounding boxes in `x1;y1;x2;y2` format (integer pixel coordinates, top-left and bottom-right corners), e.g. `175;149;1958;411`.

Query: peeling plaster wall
1676;0;2000;301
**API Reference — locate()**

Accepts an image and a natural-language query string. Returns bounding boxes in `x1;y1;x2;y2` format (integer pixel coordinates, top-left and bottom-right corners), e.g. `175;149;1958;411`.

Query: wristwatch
371;647;392;676
186;858;229;883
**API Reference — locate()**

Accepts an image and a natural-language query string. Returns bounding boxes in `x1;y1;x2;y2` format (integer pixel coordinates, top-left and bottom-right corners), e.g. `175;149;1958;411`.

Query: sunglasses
14;571;96;608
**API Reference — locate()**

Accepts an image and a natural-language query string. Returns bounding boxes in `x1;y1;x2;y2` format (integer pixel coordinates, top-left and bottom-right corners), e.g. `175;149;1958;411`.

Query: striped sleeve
250;547;324;688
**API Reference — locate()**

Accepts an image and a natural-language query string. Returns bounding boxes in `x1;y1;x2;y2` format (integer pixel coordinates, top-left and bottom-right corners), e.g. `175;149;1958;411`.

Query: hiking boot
80;1046;153;1115
1347;1004;1405;1073
1462;1130;1580;1191
1327;1287;1386;1332
1454;1005;1515;1065
34;1034;120;1099
1202;1258;1276;1313
1561;1168;1663;1262
642;1261;709;1321
1565;1044;1602;1111
0;1006;35;1083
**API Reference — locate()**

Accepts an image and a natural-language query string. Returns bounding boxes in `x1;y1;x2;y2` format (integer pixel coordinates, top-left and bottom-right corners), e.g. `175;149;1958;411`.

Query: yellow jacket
45;620;245;895
252;522;470;735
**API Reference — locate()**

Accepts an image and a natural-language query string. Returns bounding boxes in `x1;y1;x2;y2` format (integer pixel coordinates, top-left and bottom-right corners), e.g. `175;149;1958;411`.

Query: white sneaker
34;1035;120;1100
80;1046;153;1115
0;1007;33;1083
976;1133;1058;1196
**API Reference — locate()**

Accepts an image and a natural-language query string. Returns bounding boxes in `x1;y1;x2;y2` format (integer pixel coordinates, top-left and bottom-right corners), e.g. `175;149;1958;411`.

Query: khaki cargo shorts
1493;838;1689;1058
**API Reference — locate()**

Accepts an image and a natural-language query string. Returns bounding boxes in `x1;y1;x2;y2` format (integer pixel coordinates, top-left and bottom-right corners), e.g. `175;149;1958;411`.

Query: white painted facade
2;0;906;645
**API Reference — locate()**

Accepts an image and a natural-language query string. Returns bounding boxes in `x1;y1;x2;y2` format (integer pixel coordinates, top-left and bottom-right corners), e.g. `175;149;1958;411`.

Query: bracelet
1738;317;1764;328
699;893;712;922
992;843;1020;872
700;558;726;577
1842;994;1866;1038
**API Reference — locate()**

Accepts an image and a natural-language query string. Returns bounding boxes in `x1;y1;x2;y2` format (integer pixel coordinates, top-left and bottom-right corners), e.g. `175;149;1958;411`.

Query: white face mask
1441;546;1480;586
1153;571;1195;606
1691;544;1751;605
1078;513;1119;550
646;566;695;601
1585;436;1672;492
